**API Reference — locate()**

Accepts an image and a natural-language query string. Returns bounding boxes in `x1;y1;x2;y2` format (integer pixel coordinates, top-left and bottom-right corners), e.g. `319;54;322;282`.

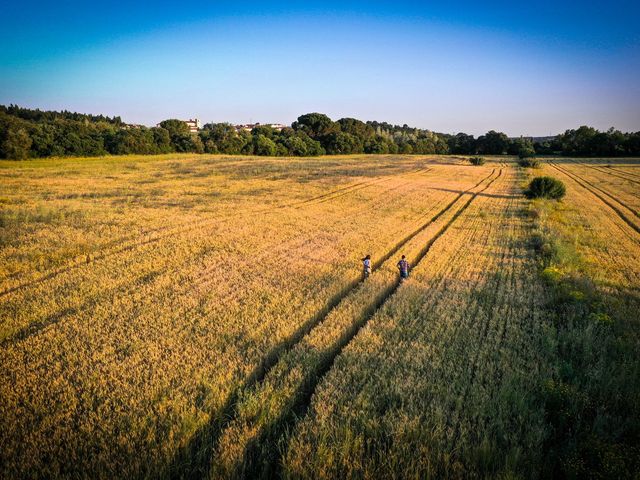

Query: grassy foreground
0;154;638;478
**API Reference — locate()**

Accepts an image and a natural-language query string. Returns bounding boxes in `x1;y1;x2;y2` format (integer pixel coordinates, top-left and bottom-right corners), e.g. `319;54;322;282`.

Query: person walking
362;254;372;279
397;255;409;280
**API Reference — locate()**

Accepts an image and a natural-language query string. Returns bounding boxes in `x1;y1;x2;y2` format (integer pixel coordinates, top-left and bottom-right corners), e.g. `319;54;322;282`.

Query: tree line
1;105;639;159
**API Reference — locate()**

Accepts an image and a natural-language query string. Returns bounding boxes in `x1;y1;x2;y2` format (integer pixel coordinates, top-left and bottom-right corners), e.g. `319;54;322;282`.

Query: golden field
0;154;638;479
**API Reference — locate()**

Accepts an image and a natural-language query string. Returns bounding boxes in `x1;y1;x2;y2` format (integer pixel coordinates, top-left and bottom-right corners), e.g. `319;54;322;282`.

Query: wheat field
0;154;638;479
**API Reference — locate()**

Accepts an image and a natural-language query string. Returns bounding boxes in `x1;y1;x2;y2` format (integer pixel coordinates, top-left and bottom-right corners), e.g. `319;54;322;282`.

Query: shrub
518;158;540;168
526;176;566;200
469;156;485;165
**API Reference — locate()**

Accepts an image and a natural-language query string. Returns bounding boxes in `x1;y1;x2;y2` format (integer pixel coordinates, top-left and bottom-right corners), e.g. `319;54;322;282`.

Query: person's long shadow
165;275;363;479
426;186;518;200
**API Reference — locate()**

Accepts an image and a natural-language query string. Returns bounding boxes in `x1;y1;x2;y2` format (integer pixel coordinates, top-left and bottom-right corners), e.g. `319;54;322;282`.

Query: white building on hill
184;119;201;133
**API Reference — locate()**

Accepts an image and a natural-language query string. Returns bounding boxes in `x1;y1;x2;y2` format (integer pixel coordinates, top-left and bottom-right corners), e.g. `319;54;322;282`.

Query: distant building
184;118;201;133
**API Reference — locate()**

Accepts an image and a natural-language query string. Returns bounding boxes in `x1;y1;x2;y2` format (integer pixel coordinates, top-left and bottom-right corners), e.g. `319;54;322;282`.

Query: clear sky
1;1;639;136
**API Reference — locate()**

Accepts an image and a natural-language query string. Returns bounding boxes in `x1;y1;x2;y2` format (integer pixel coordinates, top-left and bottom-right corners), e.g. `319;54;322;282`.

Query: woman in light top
362;254;372;279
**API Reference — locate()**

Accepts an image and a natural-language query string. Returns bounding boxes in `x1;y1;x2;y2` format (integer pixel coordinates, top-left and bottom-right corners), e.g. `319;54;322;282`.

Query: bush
469;156;485;165
526;176;566;199
518;157;540;168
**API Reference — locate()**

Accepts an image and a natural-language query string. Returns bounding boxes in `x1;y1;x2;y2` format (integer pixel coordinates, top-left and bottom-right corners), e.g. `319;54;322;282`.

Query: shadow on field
164;275;364;479
426;187;519;200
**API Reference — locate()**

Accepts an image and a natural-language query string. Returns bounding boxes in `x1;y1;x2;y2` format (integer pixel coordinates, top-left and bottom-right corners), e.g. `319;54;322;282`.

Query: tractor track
0;168;431;298
549;162;640;236
1;172;433;349
261;168;503;479
579;162;640;186
174;169;503;479
555;162;639;217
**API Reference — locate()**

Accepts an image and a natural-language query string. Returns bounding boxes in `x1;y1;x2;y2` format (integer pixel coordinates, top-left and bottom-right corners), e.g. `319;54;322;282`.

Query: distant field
1;154;638;479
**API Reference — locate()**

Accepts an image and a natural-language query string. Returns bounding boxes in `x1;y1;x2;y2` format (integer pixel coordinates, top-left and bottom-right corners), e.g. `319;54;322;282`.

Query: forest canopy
1;105;639;159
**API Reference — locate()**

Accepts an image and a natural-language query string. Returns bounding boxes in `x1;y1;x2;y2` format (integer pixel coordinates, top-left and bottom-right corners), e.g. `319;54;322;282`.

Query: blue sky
1;1;639;136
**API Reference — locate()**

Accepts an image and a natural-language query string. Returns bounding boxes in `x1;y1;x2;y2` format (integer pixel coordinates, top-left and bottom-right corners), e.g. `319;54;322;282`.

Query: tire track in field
612;165;640;179
258;169;502;479
0;168;430;298
447;192;515;451
549;162;640;235
432;170;513;447
1;172;432;349
206;170;502;479
168;169;500;479
555;162;640;217
186;175;434;293
579;162;640;186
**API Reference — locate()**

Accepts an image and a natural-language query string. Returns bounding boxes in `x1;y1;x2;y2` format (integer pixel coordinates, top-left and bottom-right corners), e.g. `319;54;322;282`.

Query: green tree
2;127;32;159
283;135;308;156
337;117;374;139
324;132;362;155
292;113;338;139
476;130;510;155
158;119;190;137
448;133;476;154
253;134;277;156
151;127;172;153
511;137;536;158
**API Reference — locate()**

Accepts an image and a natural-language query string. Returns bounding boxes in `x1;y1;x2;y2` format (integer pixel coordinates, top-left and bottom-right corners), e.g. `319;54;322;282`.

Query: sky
1;1;639;136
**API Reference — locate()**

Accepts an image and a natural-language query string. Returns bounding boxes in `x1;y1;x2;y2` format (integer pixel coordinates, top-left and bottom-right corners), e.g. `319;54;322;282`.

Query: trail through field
578;162;640;187
281;165;557;479
0;169;436;347
549;162;640;235
199;169;502;479
0;166;430;298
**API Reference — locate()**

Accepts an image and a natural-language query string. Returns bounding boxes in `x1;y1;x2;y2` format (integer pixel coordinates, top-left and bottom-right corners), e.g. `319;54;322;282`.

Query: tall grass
531;198;640;478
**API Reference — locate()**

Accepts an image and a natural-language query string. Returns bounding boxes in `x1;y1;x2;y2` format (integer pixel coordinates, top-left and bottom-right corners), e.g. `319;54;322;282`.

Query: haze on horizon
1;0;639;137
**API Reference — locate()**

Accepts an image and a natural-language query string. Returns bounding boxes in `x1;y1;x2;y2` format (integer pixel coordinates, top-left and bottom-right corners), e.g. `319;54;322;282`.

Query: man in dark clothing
397;255;409;280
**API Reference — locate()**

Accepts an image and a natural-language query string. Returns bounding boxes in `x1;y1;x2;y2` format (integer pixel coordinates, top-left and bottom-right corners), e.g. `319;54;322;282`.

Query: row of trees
1;105;639;159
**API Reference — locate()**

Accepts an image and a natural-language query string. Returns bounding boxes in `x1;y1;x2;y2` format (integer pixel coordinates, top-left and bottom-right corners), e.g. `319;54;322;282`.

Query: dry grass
1;155;638;479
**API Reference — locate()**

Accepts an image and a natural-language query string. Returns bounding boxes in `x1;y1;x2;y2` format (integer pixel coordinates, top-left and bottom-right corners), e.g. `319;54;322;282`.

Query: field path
197;169;502;479
578;162;640;186
549;162;640;235
0;167;430;298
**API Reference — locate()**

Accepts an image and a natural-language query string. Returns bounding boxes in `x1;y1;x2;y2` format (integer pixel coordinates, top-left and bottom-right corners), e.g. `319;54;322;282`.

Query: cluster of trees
448;127;640;157
538;126;640;157
1;105;639;159
199;114;449;156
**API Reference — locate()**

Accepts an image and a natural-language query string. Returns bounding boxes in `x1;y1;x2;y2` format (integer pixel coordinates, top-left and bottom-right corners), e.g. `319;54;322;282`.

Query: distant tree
512;137;536;159
275;143;289;156
448;132;477;154
151;127;172;153
253;134;277;156
203;139;218;154
292;113;338;139
29;123;62;157
558;126;597;156
364;135;393;154
324;132;362;155
158;119;190;137
337;117;374;139
283;135;308;156
2;127;32;159
627;132;640;156
251;125;276;138
476;130;510;155
399;143;413;154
